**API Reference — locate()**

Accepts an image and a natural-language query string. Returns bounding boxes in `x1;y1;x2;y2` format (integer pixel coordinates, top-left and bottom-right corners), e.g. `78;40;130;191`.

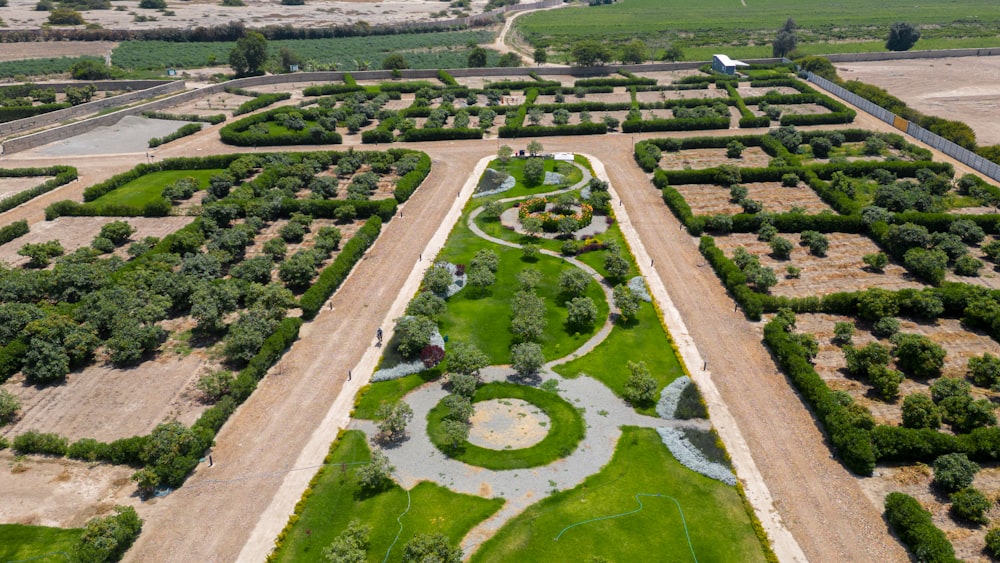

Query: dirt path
488;4;567;65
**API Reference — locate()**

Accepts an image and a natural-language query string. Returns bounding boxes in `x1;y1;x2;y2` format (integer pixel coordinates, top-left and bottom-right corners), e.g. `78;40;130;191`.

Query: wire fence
802;71;1000;183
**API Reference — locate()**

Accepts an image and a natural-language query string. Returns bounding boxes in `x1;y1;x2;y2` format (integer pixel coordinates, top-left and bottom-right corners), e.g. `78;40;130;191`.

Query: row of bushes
498;121;606;138
81;155;240;202
399;127;483;142
622;116;729;133
302;83;364;97
0;219;28;246
219;106;342;146
725;83;771;128
884;492;959;563
45;199;171;219
0;165;77;214
300;215;381;319
232;92;292;116
389;149;430;203
437;69;458;86
573;76;656;87
0;101;71;122
142;111;226;124
148;122;202;148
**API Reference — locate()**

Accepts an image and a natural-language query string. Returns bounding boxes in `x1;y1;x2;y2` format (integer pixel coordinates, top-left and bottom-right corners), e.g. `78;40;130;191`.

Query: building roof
713;54;749;67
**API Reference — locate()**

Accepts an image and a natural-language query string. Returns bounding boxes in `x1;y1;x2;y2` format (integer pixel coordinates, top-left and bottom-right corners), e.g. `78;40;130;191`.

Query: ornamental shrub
892;333;945;379
884;492;958;563
933;453;979;492
902;393;941;429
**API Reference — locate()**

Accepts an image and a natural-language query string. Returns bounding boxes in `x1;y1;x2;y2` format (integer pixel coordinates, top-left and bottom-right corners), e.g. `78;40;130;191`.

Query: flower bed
657;427;736;486
518;197;594;233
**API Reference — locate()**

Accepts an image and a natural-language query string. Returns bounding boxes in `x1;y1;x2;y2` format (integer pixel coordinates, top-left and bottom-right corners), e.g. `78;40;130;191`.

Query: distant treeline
0;19;481;43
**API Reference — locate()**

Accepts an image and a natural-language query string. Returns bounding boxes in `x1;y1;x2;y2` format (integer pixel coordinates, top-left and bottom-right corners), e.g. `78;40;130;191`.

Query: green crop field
0;56;104;79
518;0;1000;58
0;524;83;563
112;30;497;71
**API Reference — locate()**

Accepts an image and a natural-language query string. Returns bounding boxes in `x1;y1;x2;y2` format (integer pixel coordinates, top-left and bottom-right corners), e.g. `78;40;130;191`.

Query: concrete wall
0;80;173;93
0;80;185;138
823;47;1000;64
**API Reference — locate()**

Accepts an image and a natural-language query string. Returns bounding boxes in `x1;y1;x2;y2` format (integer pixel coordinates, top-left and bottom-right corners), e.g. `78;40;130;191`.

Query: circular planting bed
466;398;550;450
427;382;585;470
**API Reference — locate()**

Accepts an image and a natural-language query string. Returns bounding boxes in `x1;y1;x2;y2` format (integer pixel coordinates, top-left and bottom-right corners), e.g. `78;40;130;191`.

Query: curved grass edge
427;382;585;470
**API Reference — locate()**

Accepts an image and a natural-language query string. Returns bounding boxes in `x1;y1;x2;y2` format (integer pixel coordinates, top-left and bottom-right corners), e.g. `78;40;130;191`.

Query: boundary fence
803;71;1000;183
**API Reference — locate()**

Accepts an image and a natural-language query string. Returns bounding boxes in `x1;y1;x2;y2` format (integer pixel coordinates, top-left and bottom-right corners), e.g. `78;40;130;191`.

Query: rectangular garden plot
673;181;833;216
713;233;926;297
659;147;772;170
0;176;54;201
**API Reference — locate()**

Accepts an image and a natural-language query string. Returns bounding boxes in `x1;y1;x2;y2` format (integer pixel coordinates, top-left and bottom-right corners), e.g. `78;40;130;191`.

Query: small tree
131;468;159;499
511;342;544;378
892;333;946;379
799;231;828;257
566;296;597;330
406;292;446;318
533;47;547;65
381;53;409;70
623;360;657;405
604;251;630;280
466;265;496;294
950;488;992;525
517;268;542;290
619;40;647;64
322;521;370;563
229;31;268;77
902;393;941;429
440;418;470;451
559;268;591;297
497;145;513;168
423;265;453;295
968;353;1000;389
571;40;611;66
523;158;545;186
375;401;414;443
769;236;794;260
726;140;745;159
467;47;488;68
832;322;855;346
933;453;979;493
357;448;395;491
394;316;437;358
527;140;544;156
402;534;462;563
862;252;889;273
886;22;921;51
772;18;798;58
0;389;21;425
810;136;833;159
986;528;1000;558
447;341;488;376
613;283;640;321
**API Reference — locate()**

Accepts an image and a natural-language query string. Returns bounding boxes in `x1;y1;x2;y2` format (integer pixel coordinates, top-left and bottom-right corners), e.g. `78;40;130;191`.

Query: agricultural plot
0;149;429;509
0;167;77;215
644;123;1000;558
271;154;771;562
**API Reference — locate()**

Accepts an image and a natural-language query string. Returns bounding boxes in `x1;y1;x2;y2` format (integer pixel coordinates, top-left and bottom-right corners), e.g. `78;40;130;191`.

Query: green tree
497;144;513;167
527;140;543;156
726;140;745;159
613;283;640;322
623;360;656;404
70;58;113;80
886;22;921;51
279;46;302;72
968;353;1000;389
892;333;945;379
511;342;544;378
533;47;547;65
660;43;684;62
406;291;446;318
394;316;437;358
376;401;414;443
99;220;136;245
73;506;143;563
357;448;394;491
772;18;798;58
423;265;453;295
402;533;462;563
832;321;855;346
769;236;793;259
619;40;646;64
18;240;64;268
382;53;409;70
0;389;21;425
466;265;496;294
447;341;488;375
278;250;317;290
863;252;889;273
604;251;629;280
322;521;370;563
229;31;268;77
571;40;611;66
523;157;545;186
467;47;488;68
511;290;546;343
933;453;979;493
498;52;523;67
902;393;941;429
130;468;159;499
566;296;597;330
47;8;84;25
950;487;992;525
559;268;591;297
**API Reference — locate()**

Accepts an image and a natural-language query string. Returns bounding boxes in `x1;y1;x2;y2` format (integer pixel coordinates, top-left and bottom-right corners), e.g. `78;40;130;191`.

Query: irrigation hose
553;493;698;563
381;472;413;563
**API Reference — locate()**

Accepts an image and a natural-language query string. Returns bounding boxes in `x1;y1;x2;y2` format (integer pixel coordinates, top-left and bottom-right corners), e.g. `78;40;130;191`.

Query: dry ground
0;175;53;201
838;56;1000;146
713;232;926;297
659;146;772;169
673;181;832;215
0;216;194;267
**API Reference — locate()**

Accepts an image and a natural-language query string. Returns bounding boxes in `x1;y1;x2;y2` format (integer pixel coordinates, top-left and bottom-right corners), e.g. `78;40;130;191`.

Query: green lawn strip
469;426;767;563
574;223;638;281
426;382;585;470
266;121;320;136
90;169;221;208
436;218;608;364
272;430;503;562
482;158;582;202
353;369;441;420
554;300;684;415
0;524;83;562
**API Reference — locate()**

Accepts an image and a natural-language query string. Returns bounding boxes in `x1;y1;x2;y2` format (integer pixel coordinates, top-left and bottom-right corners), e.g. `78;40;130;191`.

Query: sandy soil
674;181;832;216
1;353;211;443
466;398;549;449
838;56;1000;146
713;232;927;298
636;88;728;103
0;175;53;200
0;451;135;528
660;146;772;169
0;0;492;31
0;215;193;266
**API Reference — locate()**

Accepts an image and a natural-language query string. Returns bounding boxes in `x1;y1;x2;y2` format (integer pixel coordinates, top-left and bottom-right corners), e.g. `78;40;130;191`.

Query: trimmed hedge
437;69;458;86
0;166;77;214
399;127;483;142
148;122;202;148
219;106;342;146
302;83;365;96
300;215;381;319
0;102;71;122
0;219;29;246
699;236;764;320
361;114;399;144
232;92;291;116
884;492;959;563
142;111;226;124
498;121;606;138
390;149;430;203
621;116;729;133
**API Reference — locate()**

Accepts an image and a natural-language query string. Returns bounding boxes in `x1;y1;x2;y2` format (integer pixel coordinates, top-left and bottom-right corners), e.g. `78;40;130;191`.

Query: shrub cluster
884;492;959;563
148;122;202;148
231;92;292;116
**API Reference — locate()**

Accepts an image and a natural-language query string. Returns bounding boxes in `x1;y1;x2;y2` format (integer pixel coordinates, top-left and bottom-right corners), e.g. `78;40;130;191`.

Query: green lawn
518;0;1000;56
90;169;221;208
481;157;583;202
0;524;83;563
272;430;503;562
426;382;586;470
469;427;768;563
436;216;609;365
353;370;441;420
554;300;686;416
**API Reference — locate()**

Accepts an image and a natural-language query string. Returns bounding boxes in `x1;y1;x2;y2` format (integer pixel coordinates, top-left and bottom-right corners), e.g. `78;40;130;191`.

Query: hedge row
532;101;631;113
699;236;765;320
390;149;431;203
399;127;483;142
221;317;303;405
0;166;77;215
219;106;342;146
726;83;772;128
437;69;458;86
285;197;397;222
0;219;29;246
302;83;365;96
142;111;226;124
0;102;71;123
484;79;560;91
809;159;953;180
300;215;382;319
82;155;240;202
621;116;729;133
45;199;171;219
148;122;202;148
884;493;959;563
573;76;656;87
498;121;606;138
232;92;291;116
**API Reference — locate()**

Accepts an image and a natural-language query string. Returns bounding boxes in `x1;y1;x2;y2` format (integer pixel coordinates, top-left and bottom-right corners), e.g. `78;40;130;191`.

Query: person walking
376;327;383;345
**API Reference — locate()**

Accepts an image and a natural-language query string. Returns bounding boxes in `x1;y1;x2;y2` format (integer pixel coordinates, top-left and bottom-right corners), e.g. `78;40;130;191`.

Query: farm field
516;0;1000;56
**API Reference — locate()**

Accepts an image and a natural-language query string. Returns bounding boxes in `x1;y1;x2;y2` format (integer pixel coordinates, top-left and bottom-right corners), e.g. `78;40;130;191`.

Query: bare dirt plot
660;146;772;170
750;103;830;117
632;69;703;84
636;89;728;103
672;181;832;216
467;399;549;449
0;216;194;267
1;353;211;444
535;91;630;105
739;86;800;97
0;41;117;63
838;56;1000;146
166;92;254;116
713;232;926;297
0;452;135;528
0;176;53;201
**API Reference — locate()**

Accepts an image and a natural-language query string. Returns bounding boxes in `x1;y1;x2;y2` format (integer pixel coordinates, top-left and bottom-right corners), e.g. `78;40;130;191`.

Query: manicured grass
482;157;582;201
90;169;221;208
469;427;768;563
436;217;608;365
353;369;441;420
426;382;586;470
0;524;83;563
554;300;686;416
272;430;503;563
